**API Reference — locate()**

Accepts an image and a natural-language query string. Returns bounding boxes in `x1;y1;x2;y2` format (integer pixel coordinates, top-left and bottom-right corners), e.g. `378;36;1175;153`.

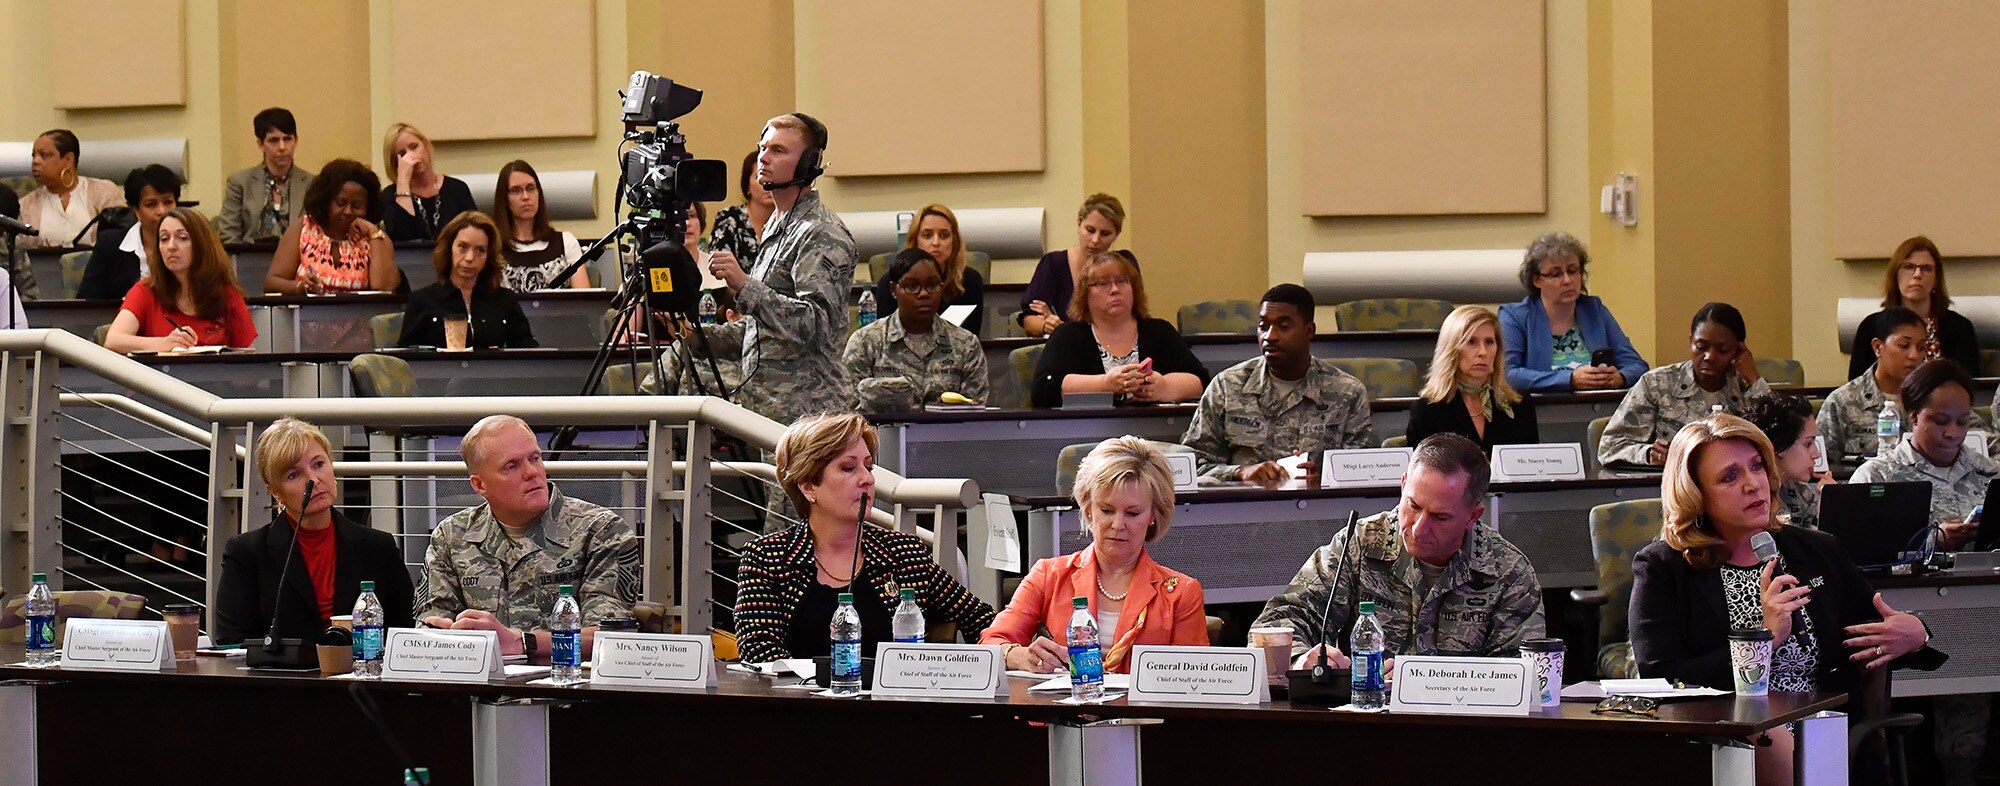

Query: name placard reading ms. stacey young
1321;448;1413;489
382;628;501;683
59;619;173;672
1388;655;1531;717
1489;444;1587;482
590;633;716;690
870;643;1006;699
1127;645;1269;705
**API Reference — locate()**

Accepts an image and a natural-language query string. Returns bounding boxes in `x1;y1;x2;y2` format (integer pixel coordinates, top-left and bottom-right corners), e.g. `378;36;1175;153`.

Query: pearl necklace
1095;572;1129;602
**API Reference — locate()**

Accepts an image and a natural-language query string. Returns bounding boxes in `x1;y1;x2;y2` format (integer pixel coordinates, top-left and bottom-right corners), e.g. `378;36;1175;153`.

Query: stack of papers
1561;678;1731;700
1027;673;1133;693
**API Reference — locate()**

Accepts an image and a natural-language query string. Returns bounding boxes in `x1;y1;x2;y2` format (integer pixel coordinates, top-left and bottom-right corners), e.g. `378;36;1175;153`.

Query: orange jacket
979;547;1207;672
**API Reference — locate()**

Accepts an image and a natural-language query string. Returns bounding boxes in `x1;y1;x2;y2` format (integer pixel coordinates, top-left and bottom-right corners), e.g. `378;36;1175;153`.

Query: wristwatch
519;628;537;657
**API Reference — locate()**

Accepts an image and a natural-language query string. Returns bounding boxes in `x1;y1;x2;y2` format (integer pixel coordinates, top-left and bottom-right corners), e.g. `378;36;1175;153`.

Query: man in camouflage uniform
1254;433;1544;665
1181;284;1374;485
417;415;641;660
841;250;989;412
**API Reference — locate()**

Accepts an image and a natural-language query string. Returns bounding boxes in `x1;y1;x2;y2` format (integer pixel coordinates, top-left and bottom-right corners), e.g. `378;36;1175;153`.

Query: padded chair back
1008;344;1045;407
964;251;992;281
1588;498;1662;679
1586;416;1611;474
0;590;148;644
1979;405;1994;426
1381;435;1408;448
1755;357;1805;388
1056;439;1193;495
1333;298;1455;332
601;364;638;395
58;251;91;299
1982;349;2000;377
92;324;110;346
1001;310;1028;338
867;252;895;283
369;312;403;349
349;353;417;398
1175;300;1257;335
1325;357;1421;399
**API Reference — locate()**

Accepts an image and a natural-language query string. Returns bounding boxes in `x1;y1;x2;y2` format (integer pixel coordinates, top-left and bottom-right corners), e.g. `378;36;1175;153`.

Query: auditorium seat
1586;416;1611;474
1055;438;1193;495
1332;298;1454;332
601;364;637;395
0;590;147;646
1754;357;1805;387
868;251;990;285
1001;310;1028;338
1981;349;2000;377
1574;498;1660;679
1175;300;1256;335
1007;344;1044;408
58;251;90;299
92;324;110;346
349;353;417;398
369;313;402;349
1325;357;1420;399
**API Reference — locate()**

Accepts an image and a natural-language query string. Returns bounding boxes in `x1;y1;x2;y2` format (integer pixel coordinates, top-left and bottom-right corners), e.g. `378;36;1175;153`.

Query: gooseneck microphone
1311;510;1362;684
262;479;313;651
0;215;38;237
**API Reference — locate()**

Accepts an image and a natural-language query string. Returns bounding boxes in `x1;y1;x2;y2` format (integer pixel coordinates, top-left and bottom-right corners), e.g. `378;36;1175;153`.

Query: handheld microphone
1311;510;1362;684
1750;531;1807;635
0;215;38;237
249;479;320;669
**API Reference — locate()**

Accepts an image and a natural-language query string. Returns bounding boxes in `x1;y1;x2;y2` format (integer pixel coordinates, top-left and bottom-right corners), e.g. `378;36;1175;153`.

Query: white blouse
30;187;96;248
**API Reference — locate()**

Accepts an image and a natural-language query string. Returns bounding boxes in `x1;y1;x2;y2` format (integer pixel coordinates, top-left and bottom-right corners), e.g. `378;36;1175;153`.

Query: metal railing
0;329;982;641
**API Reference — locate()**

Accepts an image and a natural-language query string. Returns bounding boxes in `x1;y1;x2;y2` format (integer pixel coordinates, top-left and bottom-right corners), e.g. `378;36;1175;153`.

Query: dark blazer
75;209;141;301
1017;249;1139;328
1405;392;1540;450
397;282;538;349
213;510;415;645
1629;527;1945;697
874;264;986;336
380;177;478;243
1031;317;1209;408
1848;307;1980;380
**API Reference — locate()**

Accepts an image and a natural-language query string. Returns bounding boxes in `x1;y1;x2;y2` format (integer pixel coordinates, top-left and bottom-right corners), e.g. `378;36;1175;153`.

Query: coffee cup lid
1728;628;1774;641
162;603;200;615
598;617;639;631
1519;637;1565;652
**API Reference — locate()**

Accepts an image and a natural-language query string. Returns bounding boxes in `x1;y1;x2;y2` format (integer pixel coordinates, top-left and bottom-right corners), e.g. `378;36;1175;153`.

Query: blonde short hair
1661;414;1784;571
1068;252;1150;324
381;122;434;180
775;412;879;518
461;415;533;472
1071;436;1177;543
763;114;821;150
1420;305;1522;407
258;417;333;493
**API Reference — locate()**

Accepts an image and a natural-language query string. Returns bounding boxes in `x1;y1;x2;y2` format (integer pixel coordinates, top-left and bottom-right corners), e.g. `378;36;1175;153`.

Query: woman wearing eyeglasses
1498;231;1647;393
1846;236;1979;380
841;248;988;412
1029;252;1207;408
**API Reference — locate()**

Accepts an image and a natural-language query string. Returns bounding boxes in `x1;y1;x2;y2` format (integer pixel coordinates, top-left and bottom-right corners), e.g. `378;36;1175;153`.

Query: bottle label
1877;420;1899;437
354;625;385;661
26;614;54;651
1068;645;1104;685
893;634;924;644
832;641;862;678
551;631;581;667
1351;651;1385;692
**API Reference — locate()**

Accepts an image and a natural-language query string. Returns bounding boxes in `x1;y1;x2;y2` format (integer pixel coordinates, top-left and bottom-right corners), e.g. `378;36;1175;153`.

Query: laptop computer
1816;481;1934;572
1975;479;2000;551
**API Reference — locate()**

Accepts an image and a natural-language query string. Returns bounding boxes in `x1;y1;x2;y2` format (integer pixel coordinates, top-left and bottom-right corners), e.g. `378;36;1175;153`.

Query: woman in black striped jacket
734;412;996;664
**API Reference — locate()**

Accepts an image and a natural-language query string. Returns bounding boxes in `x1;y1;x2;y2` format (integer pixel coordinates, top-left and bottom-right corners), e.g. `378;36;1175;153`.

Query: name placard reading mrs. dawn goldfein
590;633;716;689
1128;645;1269;705
870;643;1006;698
1388;655;1531;717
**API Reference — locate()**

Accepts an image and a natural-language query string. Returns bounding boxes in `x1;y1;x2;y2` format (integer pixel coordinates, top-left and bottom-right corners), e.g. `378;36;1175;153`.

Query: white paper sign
59;619;172;672
1813;435;1829;474
980;492;1022;572
590;632;715;690
1321;448;1413;488
870;643;1007;698
1389;655;1531;716
941;304;976;327
1163;452;1198;490
1127;645;1269;705
1490;444;1587;482
382;628;502;683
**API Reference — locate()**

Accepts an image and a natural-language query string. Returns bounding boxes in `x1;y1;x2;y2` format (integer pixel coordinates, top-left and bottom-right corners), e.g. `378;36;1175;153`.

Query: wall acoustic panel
389;0;595;141
1299;0;1545;216
51;0;186;108
1831;2;2000;258
811;0;1044;176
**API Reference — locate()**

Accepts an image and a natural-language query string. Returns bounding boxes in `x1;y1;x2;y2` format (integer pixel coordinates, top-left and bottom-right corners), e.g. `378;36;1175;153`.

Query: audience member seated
0;188;35;301
733;413;996;664
398;212;536;349
1499;231;1647;392
1743;393;1828;530
642;286;744;396
1255;434;1545;668
1851;360;1994;550
265;158;398;295
1847;236;1978;379
708;150;771;264
1629;414;1945;786
18;129;124;249
1182;284;1373;485
379;122;476;243
873;203;986;335
981;436;1207;673
1020;193;1137;337
103;209;256;353
1407;305;1539;451
1031;252;1205;407
493;159;588;290
213;417;412;644
417;415;640;661
1599;302;1768;466
77;165;181;301
844;249;988;411
1819;306;1931;460
218;107;314;244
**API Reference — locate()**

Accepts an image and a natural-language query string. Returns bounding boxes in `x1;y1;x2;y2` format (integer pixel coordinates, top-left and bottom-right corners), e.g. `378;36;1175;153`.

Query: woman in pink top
265;159;398;294
103;209;256;353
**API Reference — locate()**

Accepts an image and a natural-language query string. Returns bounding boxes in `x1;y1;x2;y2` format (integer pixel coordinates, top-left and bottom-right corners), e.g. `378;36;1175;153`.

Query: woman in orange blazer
981;436;1207;673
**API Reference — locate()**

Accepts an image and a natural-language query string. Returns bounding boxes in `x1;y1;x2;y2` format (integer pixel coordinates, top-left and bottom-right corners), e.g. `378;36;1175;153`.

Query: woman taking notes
1020;193;1137;337
1498;231;1647;393
1406;305;1538;450
103;209;257;353
1599;302;1768;466
265;159;399;295
1031;253;1206;407
983;437;1207;673
398;212;537;350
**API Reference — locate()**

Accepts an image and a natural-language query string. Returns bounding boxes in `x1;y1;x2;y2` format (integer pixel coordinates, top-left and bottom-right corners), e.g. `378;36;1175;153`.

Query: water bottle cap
559;584;576;595
899;587;915;600
1358;600;1376;614
837;592;854;604
30;573;46;583
359;580;375;591
1072;596;1089;609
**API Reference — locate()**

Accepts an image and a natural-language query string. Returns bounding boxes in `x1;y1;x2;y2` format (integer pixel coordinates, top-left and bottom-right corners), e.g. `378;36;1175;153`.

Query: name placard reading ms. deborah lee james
870;643;1006;699
1388;655;1531;717
381;628;502;683
590;633;716;689
1127;645;1268;705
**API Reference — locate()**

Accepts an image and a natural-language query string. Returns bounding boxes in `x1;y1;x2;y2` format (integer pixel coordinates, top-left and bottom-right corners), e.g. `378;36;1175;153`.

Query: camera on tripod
621;71;727;232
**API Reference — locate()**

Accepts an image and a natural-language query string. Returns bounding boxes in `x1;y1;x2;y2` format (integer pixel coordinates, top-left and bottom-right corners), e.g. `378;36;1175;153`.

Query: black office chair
1846;666;1923;786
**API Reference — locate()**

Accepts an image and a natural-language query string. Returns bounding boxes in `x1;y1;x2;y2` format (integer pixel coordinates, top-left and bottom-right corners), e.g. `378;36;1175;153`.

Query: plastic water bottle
1350;600;1386;710
549;584;583;685
352;580;385;679
1067;596;1105;702
698;291;718;326
829;592;863;695
24;573;56;667
1710;404;1725;416
1876;401;1901;456
891;588;925;644
857;289;877;328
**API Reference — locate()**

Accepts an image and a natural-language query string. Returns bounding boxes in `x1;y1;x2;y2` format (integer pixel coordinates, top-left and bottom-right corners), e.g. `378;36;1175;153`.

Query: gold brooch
1163;577;1179;592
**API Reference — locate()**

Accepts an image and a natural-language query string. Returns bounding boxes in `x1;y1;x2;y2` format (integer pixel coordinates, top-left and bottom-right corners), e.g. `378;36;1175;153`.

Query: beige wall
221;0;373;177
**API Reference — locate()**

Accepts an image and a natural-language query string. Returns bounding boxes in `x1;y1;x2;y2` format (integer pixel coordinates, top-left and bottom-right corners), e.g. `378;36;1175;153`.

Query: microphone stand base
1284;668;1352;706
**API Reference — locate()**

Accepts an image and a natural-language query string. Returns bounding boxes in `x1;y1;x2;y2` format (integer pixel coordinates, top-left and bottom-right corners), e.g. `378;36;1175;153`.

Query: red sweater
290;519;338;622
119;282;257;348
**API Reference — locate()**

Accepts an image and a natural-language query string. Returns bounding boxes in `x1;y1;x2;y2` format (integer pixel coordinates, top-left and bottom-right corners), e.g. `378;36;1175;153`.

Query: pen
160;314;196;342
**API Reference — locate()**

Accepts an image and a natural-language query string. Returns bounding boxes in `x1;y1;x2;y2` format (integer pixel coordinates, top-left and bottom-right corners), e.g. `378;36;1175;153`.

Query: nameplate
870;643;1006;699
1490;443;1587;482
1321;448;1413;488
1127;645;1269;705
1388;655;1531;716
382;629;501;683
1813;436;1829;474
590;632;715;690
1163;452;1198;491
58;619;172;672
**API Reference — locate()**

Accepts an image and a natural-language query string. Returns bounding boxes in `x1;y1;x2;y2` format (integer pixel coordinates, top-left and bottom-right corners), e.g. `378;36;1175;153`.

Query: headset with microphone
760;112;829;192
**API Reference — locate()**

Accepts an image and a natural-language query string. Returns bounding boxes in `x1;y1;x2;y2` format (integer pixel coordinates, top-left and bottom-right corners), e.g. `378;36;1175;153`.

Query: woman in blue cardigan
1498;231;1648;393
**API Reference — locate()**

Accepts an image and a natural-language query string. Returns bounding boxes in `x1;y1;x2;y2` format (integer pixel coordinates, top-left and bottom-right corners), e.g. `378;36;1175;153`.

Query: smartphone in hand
1591;348;1616;367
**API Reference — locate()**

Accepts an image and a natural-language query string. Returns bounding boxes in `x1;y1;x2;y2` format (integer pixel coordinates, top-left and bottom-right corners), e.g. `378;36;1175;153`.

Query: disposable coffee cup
317;644;353;676
443;318;470;351
1248;626;1294;685
1728;628;1774;697
161;603;201;662
329;615;353;632
1519;638;1565;707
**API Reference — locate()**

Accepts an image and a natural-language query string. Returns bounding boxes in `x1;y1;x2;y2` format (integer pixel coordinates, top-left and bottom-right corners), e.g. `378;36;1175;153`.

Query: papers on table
729;658;817;680
941;304;976;327
1027;673;1132;693
1561;678;1731;700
